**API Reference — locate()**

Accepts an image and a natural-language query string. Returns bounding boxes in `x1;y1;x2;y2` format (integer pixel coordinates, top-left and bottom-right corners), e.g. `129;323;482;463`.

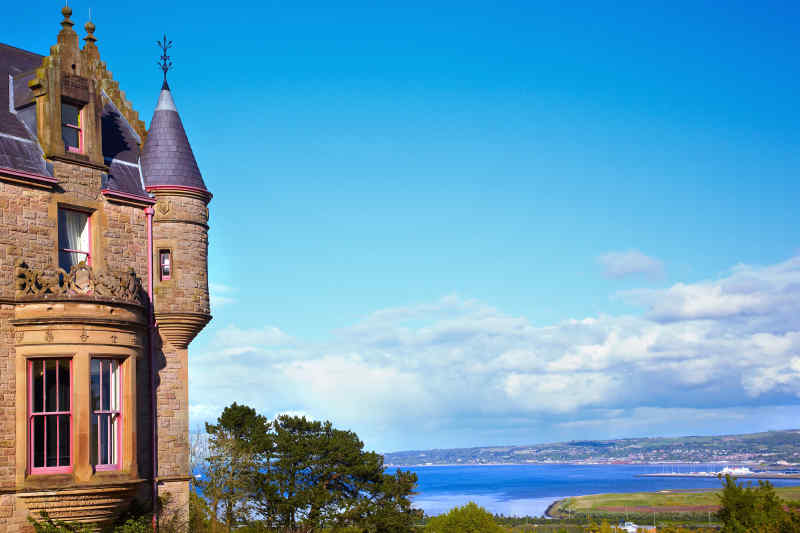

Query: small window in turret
61;101;83;153
160;250;172;281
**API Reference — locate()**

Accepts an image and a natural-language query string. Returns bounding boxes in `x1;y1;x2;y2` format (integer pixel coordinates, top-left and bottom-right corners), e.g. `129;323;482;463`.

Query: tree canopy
197;403;420;532
423;502;505;533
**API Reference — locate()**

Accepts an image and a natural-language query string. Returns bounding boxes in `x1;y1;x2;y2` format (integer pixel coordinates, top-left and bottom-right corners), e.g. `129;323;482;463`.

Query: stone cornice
146;185;212;204
48;153;110;172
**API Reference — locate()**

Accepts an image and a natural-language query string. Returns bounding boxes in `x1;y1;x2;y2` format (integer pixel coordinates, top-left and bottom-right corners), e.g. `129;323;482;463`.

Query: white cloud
190;256;800;451
210;282;238;307
598;250;665;280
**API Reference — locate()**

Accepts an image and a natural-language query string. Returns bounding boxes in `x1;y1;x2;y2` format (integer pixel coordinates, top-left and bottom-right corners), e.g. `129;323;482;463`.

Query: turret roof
140;83;206;190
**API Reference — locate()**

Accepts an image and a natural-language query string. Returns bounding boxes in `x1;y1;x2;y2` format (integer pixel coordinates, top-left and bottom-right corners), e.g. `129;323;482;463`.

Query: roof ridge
0;42;43;59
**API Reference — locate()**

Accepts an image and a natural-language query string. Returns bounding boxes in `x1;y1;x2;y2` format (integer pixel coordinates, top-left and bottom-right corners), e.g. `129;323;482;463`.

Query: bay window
28;359;72;474
90;359;121;470
58;208;91;271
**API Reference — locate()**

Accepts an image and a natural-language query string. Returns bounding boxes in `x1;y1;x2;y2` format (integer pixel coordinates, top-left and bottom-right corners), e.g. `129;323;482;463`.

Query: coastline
544;498;564;519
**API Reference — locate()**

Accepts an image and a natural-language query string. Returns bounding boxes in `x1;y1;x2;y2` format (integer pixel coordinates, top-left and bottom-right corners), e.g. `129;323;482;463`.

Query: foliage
27;512;91;533
717;474;800;533
196;403;419;532
423;502;506;533
202;402;270;531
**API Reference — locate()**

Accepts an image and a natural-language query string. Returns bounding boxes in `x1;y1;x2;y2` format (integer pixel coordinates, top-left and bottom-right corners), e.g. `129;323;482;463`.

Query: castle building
0;7;211;530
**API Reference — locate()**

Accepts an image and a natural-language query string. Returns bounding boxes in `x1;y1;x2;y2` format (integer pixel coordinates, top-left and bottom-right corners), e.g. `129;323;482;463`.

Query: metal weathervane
157;34;173;85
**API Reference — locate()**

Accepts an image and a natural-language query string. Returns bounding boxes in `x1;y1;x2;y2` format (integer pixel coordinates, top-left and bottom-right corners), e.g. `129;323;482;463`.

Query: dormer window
61;101;83;153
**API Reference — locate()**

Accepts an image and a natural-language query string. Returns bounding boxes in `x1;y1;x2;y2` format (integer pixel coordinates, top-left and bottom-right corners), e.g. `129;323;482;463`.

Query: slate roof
0;43;51;176
0;42;149;198
140;83;206;190
101;98;147;196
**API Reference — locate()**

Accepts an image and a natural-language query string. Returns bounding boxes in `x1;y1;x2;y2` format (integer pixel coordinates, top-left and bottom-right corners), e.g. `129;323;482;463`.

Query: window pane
110;415;117;465
45;360;57;412
33;416;44;468
99;414;109;465
90;359;100;412
46;415;57;467
90;414;98;466
58;414;70;466
32;360;43;413
62;126;79;150
61;103;80;125
102;361;110;411
58;209;89;271
58;359;70;412
110;361;118;410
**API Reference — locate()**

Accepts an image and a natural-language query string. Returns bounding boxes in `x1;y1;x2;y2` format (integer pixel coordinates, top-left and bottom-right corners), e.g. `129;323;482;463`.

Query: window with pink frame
28;359;72;474
159;249;172;281
61;101;83;153
90;359;121;470
58;208;91;272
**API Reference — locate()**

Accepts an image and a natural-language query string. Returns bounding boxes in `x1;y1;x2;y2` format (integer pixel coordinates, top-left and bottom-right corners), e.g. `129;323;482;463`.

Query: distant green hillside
384;429;800;466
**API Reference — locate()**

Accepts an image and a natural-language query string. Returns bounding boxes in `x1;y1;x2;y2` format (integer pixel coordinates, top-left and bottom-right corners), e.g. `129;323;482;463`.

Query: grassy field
549;485;800;526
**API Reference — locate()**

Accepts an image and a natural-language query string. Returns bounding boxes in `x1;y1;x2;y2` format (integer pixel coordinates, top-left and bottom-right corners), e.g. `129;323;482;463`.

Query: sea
385;464;800;517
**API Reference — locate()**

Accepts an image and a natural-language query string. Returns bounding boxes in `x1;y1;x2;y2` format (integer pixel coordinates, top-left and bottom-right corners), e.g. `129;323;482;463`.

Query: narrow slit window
58;208;91;271
61;102;82;153
160;250;171;281
91;359;121;470
29;358;72;474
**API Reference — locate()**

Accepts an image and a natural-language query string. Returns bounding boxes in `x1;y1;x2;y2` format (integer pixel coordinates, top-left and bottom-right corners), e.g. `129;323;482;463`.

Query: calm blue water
386;464;800;517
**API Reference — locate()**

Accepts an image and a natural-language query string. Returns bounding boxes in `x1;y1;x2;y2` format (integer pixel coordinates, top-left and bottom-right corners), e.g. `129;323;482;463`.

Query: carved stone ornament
16;331;24;343
81;328;89;342
14;259;145;305
157;200;171;215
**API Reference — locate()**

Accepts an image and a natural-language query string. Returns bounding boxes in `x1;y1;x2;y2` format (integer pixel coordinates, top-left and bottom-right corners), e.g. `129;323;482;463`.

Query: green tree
717;474;800;533
202;402;270;532
424;502;505;533
254;415;419;532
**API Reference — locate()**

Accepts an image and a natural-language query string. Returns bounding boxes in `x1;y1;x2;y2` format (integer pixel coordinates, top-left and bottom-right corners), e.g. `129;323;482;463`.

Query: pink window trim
28;358;73;475
59;207;92;267
62;105;83;154
159;250;171;281
92;359;122;471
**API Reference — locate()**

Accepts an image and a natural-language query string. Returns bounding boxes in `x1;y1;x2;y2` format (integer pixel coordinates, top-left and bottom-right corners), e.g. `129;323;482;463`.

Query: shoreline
386;461;777;468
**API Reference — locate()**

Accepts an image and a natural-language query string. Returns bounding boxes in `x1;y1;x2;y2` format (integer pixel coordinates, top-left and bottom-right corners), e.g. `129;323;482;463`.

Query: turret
140;68;211;510
141;80;211;348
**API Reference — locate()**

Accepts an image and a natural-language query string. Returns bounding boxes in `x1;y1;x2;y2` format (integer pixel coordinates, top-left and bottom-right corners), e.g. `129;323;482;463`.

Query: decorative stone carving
157;199;171;215
14;259;145;305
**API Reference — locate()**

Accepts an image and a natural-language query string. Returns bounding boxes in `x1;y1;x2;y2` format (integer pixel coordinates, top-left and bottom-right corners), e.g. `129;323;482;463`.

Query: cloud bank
191;256;800;451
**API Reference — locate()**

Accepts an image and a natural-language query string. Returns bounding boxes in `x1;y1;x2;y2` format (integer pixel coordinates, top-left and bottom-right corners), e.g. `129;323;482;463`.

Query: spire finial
61;3;74;30
157;34;173;89
84;9;97;44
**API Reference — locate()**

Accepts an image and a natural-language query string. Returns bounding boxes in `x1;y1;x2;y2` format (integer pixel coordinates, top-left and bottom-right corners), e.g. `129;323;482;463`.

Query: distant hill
384;429;800;467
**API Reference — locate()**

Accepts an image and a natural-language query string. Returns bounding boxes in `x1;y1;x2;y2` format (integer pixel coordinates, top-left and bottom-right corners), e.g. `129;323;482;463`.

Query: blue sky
8;1;800;452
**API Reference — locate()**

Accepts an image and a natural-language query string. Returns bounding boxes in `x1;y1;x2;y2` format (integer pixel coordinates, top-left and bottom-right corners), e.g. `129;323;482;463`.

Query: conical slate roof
141;82;206;190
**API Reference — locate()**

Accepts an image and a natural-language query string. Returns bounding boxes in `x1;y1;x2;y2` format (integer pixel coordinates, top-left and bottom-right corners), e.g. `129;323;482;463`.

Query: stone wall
153;194;210;316
155;345;189;480
0;162;155;529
